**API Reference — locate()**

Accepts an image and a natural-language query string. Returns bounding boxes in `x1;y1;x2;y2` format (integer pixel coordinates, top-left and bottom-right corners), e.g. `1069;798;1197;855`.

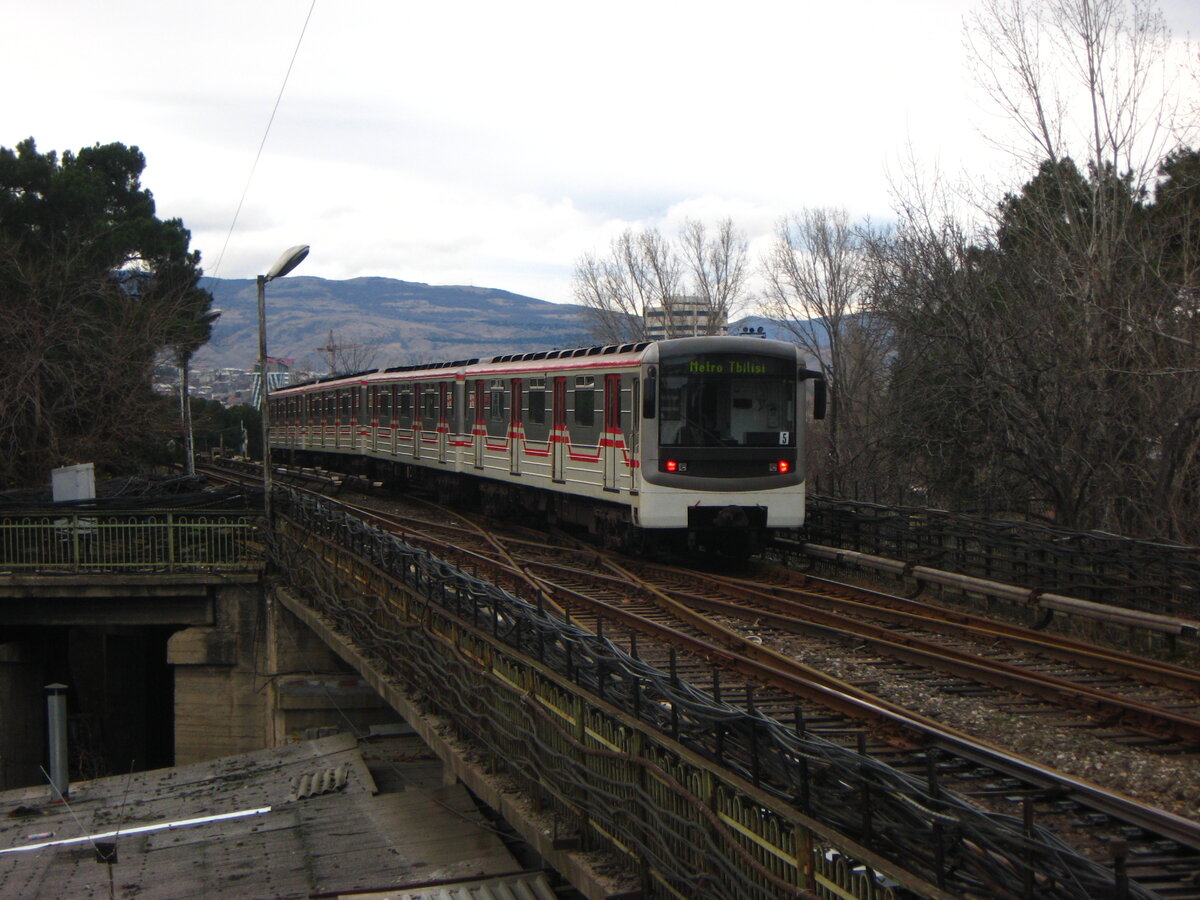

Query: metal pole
182;354;196;476
45;683;68;799
257;274;272;524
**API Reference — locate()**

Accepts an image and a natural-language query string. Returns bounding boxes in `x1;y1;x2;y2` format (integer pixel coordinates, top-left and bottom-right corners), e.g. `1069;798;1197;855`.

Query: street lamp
257;244;309;523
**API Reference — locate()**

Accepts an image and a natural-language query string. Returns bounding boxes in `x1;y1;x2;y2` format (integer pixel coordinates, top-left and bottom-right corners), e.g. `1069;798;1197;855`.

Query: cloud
6;0;1197;305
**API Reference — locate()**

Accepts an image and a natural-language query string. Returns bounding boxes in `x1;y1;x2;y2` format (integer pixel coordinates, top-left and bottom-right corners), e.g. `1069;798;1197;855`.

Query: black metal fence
272;488;1150;900
804;496;1200;618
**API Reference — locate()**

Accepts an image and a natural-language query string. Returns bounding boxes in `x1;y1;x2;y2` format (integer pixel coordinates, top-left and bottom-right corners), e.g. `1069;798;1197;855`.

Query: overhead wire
206;0;318;280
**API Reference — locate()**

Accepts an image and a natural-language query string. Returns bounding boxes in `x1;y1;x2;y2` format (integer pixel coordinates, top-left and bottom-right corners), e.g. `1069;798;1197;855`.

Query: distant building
644;297;726;340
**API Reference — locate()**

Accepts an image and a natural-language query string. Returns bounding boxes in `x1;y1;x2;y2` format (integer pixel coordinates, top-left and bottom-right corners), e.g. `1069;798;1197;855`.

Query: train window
398;387;413;421
528;388;546;424
489;380;506;420
527;377;546;424
379;387;391;422
422;386;438;420
658;353;796;448
574;377;595;428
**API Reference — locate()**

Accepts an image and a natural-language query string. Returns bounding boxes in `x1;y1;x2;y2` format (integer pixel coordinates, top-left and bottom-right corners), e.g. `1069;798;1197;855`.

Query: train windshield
659;354;796;447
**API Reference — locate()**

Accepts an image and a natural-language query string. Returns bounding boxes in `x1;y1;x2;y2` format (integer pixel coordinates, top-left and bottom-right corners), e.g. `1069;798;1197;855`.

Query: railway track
204;461;1200;897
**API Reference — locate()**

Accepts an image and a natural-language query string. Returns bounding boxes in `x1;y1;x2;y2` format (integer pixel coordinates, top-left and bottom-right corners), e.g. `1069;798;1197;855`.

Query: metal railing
801;496;1200;618
0;509;261;573
270;488;1150;900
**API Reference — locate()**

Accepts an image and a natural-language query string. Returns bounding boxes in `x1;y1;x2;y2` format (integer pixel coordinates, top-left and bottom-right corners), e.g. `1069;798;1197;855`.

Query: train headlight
664;460;687;473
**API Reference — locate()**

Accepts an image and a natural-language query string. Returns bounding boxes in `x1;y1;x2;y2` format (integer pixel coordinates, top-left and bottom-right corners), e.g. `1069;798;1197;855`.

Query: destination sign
662;355;791;378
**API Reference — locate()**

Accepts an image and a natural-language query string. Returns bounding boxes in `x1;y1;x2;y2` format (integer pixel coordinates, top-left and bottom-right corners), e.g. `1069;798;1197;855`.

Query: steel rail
655;579;1200;745
511;555;1200;747
721;565;1200;695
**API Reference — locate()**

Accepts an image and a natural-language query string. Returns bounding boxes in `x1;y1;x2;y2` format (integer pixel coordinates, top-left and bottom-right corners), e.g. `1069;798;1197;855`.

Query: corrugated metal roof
346;871;559;900
0;733;553;899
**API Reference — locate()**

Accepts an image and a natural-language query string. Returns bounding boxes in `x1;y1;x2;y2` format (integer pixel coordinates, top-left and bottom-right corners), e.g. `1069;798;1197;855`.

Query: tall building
643;297;726;340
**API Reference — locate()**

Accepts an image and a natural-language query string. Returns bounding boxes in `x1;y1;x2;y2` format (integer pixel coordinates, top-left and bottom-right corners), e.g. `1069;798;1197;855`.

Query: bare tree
761;209;894;495
678;217;750;333
573;220;748;343
922;0;1200;538
966;0;1186;182
317;329;379;376
965;0;1197;332
573;229;676;342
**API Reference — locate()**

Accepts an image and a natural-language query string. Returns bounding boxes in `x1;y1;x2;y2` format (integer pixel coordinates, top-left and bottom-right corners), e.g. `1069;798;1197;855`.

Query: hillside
193;276;596;372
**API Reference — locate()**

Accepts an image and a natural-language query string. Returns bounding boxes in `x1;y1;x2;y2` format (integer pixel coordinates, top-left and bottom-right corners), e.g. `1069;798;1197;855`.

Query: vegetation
875;152;1200;538
572;218;750;342
0;138;214;488
189;398;261;461
571;0;1199;542
867;0;1199;539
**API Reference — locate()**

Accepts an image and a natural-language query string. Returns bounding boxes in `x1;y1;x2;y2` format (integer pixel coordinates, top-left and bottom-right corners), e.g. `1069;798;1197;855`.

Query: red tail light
665;460;679;473
778;459;791;474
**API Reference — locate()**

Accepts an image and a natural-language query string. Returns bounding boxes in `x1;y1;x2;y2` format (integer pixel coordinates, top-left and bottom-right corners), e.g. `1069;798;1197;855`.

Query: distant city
154;358;304;408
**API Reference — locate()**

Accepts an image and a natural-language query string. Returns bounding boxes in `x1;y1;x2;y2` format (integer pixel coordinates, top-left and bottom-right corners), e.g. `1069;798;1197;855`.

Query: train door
412;382;422;460
325;393;334;448
451;380;465;468
301;394;310;449
351;387;360;452
366;387;376;454
510;378;521;475
438;382;449;464
552;377;567;483
603;374;621;492
390;385;399;457
357;385;367;453
628;378;640;491
334;390;343;450
473;380;485;469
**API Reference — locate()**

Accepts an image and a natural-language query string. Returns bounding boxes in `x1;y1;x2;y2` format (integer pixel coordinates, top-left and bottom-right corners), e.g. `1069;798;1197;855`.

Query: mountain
194;276;596;372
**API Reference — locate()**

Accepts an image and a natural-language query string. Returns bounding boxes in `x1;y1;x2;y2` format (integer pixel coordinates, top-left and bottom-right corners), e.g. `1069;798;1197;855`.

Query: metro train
268;335;826;556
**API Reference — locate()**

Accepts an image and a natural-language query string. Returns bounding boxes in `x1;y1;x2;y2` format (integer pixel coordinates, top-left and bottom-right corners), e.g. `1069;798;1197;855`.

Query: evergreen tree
0;138;214;487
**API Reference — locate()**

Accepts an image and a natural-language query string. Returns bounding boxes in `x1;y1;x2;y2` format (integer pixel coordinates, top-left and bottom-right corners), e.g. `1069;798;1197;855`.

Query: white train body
269;336;823;553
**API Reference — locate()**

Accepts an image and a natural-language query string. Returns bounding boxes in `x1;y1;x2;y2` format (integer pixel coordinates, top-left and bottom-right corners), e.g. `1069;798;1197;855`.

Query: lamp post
180;308;222;477
257;244;309;523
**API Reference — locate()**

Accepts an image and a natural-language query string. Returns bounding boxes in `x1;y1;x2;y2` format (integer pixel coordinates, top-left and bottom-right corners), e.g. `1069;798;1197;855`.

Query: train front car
637;336;824;557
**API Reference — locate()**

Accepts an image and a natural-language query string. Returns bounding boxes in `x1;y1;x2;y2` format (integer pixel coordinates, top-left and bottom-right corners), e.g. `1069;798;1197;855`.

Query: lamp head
265;244;310;281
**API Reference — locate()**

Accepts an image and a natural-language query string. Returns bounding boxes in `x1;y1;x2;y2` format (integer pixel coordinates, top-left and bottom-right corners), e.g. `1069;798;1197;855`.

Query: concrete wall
169;584;399;764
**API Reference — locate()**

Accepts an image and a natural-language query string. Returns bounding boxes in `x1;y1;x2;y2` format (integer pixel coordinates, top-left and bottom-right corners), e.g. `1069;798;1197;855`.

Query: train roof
273;335;799;395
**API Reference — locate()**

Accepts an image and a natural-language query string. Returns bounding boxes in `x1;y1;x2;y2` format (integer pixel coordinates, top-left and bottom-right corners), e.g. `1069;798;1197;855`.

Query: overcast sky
6;1;1199;303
